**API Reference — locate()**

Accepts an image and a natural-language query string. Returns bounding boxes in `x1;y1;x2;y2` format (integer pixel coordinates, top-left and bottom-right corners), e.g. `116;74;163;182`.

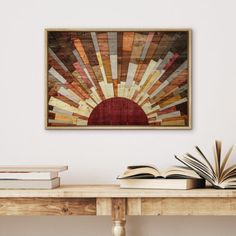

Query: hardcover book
118;165;200;179
0;178;60;189
118;165;204;189
118;178;205;190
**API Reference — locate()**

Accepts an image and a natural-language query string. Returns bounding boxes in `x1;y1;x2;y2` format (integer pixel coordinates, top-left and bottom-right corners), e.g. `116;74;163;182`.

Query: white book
0;172;58;180
0;177;60;189
118;178;205;190
0;165;68;172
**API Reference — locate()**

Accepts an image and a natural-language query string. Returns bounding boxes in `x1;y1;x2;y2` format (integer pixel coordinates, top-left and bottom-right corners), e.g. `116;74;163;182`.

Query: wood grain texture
1;181;236;236
46;29;191;129
1;185;236;198
127;198;142;215
96;198;112;215
112;198;126;236
1;195;236;216
112;198;126;221
0;198;96;216
140;198;236;215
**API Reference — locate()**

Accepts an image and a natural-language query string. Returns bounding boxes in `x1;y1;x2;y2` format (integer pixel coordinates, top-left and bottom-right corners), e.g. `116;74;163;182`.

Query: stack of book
0;166;68;189
118;141;236;190
118;165;205;190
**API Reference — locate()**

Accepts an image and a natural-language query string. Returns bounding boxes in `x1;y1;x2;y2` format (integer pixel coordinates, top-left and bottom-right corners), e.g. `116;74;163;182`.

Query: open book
175;140;236;189
118;165;200;179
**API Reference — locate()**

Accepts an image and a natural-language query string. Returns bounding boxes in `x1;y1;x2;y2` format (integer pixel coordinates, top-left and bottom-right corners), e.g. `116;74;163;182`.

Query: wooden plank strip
97;32;113;83
158;52;187;83
159;97;188;111
154;33;176;60
72;49;97;89
159;95;182;108
113;79;118;97
48;55;75;84
2;185;236;198
91;32;107;83
54;113;78;125
96;198;112;215
125;63;138;88
161;118;185;126
120;32;135;82
117;32;123;82
57;87;80;104
157;110;181;120
130;33;147;64
144;32;163;63
49;96;91;117
49;67;67;84
72;71;92;94
127;198;141;215
140;32;155;60
48;118;75;125
73;61;94;89
133;32;163;85
77;32;99;67
52;94;79;108
0;198;96;216
48;32;78;72
48;48;69;72
141;198;236;216
149;59;188;100
76;33;106;101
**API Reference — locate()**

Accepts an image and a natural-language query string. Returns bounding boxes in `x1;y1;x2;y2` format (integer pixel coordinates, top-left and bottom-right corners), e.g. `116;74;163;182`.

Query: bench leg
112;220;126;236
112;198;126;236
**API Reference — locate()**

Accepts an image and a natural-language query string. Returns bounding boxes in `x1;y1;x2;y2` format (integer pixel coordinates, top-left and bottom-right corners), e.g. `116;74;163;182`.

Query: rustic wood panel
0;198;96;216
127;198;142;215
141;198;236;216
46;30;191;129
1;185;236;198
96;198;112;215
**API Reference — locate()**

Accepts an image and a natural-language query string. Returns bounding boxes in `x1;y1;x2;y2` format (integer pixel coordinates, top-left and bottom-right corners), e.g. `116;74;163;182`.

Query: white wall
0;0;236;235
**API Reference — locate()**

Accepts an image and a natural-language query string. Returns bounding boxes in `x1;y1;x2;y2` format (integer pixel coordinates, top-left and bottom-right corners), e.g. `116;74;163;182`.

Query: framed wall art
45;29;191;129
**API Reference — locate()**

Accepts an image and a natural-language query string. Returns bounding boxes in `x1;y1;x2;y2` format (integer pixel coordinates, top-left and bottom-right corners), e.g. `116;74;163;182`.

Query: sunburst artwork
45;29;191;129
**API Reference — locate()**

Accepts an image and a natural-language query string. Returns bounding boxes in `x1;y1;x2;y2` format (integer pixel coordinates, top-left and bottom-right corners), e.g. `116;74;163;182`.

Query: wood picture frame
45;29;192;129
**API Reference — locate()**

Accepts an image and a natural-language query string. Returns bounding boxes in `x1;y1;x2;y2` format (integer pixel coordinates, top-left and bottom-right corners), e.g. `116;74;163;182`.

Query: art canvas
45;29;191;129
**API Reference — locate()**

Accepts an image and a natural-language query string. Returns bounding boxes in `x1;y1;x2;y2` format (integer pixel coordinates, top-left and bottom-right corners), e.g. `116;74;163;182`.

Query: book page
164;166;200;179
119;166;161;178
195;146;216;178
214;140;221;180
220;145;234;180
175;155;216;185
221;164;236;181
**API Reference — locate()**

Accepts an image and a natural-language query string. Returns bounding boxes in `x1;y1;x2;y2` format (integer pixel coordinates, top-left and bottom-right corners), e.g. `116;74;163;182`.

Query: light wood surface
1;185;236;235
1;185;236;198
0;198;96;216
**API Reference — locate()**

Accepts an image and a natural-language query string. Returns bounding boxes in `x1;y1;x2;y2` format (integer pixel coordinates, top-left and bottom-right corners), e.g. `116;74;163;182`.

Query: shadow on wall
0;216;235;236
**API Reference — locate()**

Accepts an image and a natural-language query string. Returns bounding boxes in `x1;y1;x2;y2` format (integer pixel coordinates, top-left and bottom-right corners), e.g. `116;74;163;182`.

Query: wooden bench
1;185;236;236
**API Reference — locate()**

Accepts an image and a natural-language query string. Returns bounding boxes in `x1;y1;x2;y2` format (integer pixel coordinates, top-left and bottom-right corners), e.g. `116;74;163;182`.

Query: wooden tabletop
0;185;236;198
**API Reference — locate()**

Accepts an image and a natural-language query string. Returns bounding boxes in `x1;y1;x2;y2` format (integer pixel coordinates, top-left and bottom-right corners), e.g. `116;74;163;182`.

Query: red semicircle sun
88;97;148;126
